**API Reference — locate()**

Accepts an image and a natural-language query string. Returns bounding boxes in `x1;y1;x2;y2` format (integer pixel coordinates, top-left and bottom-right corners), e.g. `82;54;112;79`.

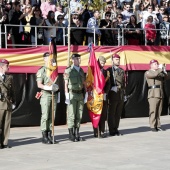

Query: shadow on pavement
9;124;170;147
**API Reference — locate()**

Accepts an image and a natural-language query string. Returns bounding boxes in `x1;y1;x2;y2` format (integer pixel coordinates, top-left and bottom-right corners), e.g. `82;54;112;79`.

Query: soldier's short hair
43;52;50;58
98;56;106;63
71;54;81;59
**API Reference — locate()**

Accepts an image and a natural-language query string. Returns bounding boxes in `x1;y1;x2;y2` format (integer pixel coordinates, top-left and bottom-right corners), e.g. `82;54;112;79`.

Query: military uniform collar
112;65;119;70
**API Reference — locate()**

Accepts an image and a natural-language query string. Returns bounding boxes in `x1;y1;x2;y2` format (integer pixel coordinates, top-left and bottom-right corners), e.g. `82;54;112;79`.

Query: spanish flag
85;44;106;128
46;38;58;82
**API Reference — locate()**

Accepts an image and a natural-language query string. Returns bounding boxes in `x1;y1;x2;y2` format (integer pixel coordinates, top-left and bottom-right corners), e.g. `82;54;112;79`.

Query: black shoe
116;131;123;136
100;133;107;138
48;131;58;144
75;128;85;141
68;128;76;142
3;145;11;148
157;127;165;131
110;132;116;136
42;131;51;144
94;134;98;138
151;128;158;132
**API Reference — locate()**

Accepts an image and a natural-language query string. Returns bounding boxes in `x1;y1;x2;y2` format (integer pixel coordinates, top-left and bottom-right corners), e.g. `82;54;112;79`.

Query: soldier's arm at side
37;81;45;90
63;69;70;93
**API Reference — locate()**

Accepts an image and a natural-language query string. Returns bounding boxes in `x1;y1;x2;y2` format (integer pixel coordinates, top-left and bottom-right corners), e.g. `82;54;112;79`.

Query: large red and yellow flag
46;38;58;82
86;44;106;128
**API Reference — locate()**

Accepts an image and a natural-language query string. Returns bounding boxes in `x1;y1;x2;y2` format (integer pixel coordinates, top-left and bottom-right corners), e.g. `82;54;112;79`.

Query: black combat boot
48;130;58;144
93;127;98;138
42;131;51;144
75;128;85;141
68;128;76;142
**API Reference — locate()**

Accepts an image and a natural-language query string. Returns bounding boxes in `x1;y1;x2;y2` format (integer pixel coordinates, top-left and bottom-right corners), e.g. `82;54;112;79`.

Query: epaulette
66;66;71;69
38;66;45;70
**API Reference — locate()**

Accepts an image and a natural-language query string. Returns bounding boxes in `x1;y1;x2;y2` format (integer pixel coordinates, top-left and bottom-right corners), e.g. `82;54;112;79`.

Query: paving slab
1;115;170;170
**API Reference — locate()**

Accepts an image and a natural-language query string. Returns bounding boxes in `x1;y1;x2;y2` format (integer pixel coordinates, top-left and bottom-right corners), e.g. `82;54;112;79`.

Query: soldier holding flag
85;45;106;138
93;56;110;138
36;50;59;144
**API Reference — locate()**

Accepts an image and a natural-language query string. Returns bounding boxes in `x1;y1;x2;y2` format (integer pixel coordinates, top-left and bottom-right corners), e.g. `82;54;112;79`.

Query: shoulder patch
36;72;42;78
63;73;69;79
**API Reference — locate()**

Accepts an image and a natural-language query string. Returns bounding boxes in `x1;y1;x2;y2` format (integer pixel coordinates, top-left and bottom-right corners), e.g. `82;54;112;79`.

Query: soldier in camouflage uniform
64;54;85;142
0;59;15;149
36;52;59;144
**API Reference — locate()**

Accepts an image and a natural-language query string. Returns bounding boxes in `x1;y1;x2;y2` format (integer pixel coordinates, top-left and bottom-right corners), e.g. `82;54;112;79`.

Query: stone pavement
1;115;170;170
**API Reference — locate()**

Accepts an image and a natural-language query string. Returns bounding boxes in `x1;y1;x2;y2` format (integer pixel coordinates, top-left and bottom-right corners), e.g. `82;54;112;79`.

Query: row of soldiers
0;53;168;147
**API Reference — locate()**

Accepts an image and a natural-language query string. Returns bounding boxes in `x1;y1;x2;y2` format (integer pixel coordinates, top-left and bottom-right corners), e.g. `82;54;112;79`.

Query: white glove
111;86;117;93
52;84;59;92
65;93;70;105
43;84;59;91
12;104;16;110
103;93;107;101
124;96;127;102
158;64;163;69
84;92;88;103
44;85;52;91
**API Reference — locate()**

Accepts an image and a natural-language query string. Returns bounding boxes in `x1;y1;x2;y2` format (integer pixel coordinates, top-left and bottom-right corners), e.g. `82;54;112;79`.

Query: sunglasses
106;15;111;17
118;17;122;18
73;17;78;19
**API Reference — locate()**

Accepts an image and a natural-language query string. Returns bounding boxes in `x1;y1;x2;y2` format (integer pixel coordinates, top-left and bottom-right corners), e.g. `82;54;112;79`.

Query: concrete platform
1;115;170;170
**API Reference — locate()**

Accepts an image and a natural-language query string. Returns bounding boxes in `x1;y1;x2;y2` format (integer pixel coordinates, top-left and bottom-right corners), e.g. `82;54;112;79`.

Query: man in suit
0;59;15;149
145;59;168;132
107;54;125;136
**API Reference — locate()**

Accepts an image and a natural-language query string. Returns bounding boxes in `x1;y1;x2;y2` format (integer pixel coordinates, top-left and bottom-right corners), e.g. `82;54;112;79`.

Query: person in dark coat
9;1;26;48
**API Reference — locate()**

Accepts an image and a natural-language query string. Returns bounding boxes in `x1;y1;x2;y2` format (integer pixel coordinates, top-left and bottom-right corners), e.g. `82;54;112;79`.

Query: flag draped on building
86;44;106;128
46;38;58;82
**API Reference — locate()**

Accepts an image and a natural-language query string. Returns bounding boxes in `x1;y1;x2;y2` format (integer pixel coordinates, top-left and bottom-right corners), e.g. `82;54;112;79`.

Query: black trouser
108;100;124;134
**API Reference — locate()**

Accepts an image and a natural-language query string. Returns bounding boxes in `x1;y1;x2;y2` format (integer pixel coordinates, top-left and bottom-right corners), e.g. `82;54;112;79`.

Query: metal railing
0;24;170;48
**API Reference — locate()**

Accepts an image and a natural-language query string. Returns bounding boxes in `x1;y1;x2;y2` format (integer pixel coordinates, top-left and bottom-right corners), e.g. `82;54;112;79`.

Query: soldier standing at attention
0;59;15;149
64;54;85;142
145;59;168;132
107;54;125;136
36;52;59;144
93;56;110;138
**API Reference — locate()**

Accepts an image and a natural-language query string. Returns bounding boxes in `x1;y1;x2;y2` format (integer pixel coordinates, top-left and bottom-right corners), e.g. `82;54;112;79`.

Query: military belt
70;89;83;94
148;85;160;89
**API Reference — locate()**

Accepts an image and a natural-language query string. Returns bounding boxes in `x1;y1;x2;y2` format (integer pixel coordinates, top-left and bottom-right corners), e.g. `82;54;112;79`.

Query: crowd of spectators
0;0;170;48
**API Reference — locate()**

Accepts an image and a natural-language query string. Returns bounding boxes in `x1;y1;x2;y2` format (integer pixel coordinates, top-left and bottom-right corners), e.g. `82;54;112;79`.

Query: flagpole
97;126;100;138
52;91;55;144
67;0;71;67
105;99;109;137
